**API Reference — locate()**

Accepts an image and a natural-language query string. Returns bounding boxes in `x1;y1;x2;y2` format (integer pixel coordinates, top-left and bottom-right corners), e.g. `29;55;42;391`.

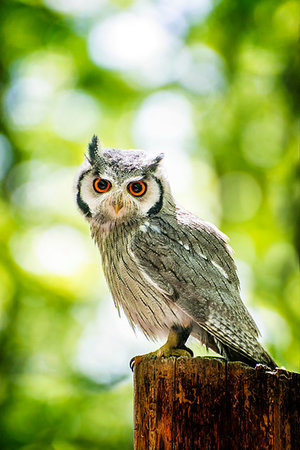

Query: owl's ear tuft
148;153;164;172
87;135;103;164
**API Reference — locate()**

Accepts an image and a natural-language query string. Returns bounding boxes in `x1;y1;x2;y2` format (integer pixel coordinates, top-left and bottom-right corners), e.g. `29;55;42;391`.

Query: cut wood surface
133;357;299;450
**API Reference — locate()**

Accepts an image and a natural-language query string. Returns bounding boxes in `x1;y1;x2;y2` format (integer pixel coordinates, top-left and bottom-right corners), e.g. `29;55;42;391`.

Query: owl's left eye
128;181;147;197
93;178;111;193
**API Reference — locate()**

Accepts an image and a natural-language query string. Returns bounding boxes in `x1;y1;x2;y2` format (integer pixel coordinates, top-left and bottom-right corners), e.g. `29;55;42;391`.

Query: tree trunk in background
133;357;299;449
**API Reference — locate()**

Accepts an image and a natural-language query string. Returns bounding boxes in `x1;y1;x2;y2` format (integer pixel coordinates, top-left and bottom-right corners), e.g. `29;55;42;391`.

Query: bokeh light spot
176;45;225;95
10;225;90;276
254;308;291;350
132;90;194;149
16;51;76;90
4;76;53;128
89;12;171;70
88;11;179;87
75;299;155;383
51;90;101;142
10;163;78;219
220;172;262;222
242;115;284;168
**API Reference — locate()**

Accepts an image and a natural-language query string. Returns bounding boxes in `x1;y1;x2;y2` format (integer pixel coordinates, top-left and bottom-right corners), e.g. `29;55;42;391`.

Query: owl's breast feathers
93;217;189;339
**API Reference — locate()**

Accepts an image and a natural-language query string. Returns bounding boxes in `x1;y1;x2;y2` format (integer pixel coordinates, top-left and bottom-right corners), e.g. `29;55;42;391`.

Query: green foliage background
0;0;299;448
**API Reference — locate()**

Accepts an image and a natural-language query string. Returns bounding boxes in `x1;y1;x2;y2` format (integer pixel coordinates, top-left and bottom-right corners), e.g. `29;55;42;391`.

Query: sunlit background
0;0;299;448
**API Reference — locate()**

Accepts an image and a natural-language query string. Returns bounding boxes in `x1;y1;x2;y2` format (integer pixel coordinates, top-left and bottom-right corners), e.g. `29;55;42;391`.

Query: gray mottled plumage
75;135;276;368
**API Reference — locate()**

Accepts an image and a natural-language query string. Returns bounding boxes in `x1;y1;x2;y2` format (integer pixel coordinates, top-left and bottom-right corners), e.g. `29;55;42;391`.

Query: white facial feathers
76;168;163;222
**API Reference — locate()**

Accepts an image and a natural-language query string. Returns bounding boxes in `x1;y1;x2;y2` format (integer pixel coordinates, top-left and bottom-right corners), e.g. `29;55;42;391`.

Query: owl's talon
130;355;144;371
184;345;194;357
130;353;156;371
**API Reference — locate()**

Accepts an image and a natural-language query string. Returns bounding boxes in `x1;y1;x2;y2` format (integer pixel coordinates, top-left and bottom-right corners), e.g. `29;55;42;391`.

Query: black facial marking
88;135;99;163
147;177;163;216
77;192;91;217
76;169;92;217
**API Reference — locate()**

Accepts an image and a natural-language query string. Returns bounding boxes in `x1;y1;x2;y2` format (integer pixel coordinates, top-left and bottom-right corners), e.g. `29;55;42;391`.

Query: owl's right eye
93;178;111;193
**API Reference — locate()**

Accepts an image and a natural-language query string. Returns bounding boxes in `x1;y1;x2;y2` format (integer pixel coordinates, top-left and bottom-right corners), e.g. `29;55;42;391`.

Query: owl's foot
130;345;193;371
130;324;193;371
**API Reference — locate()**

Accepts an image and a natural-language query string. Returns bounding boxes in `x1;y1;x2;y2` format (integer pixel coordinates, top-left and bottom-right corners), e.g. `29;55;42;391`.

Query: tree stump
133;357;300;450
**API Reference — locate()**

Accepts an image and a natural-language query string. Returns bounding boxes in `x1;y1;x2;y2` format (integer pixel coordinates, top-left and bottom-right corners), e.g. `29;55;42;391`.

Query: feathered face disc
75;135;165;228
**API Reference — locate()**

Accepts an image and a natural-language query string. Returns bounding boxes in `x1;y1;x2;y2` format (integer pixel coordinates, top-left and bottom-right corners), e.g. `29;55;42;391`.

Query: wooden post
133;357;300;450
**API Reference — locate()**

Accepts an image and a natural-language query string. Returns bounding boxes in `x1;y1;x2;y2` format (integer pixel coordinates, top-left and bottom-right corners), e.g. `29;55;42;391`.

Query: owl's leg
158;324;194;357
130;324;193;370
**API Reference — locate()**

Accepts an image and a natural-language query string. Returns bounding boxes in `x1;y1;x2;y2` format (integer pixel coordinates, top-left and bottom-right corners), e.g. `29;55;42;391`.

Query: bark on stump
133;357;300;450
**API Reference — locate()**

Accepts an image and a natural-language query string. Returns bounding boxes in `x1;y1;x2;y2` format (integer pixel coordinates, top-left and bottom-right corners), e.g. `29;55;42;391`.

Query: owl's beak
112;200;124;217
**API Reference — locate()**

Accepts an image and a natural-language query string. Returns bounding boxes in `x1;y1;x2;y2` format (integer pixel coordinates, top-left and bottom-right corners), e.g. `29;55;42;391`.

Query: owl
75;135;276;369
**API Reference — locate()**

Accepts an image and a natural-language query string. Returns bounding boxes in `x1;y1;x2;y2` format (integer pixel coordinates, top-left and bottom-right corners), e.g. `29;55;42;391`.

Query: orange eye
128;181;147;197
93;178;111;193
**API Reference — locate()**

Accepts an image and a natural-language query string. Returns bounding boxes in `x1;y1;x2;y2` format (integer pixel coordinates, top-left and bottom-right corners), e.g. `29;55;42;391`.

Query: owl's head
75;135;174;228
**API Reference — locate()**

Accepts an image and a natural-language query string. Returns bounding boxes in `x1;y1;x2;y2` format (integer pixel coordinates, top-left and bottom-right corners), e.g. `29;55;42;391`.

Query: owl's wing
132;208;262;361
